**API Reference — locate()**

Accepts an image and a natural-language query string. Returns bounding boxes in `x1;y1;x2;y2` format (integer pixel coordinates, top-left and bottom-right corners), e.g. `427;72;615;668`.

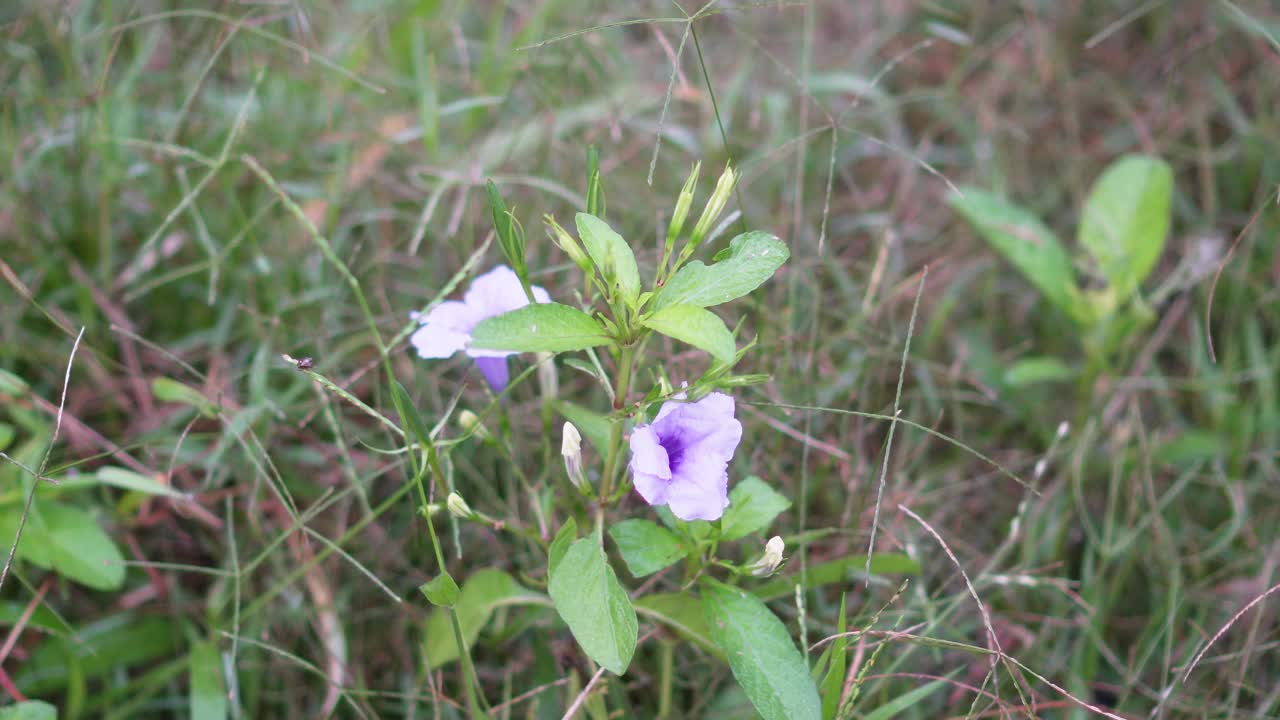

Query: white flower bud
750;535;785;576
561;422;587;491
458;409;490;441
446;492;473;520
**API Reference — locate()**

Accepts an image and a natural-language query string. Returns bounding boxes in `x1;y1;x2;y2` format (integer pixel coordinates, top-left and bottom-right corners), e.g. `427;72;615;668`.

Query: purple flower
410;265;550;392
628;392;743;521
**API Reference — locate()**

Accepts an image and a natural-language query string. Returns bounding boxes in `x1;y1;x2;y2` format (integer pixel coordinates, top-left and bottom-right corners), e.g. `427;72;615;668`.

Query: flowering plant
408;157;830;719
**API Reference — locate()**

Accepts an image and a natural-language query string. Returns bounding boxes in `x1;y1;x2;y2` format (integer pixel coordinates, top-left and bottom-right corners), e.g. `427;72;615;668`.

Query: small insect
296;357;315;370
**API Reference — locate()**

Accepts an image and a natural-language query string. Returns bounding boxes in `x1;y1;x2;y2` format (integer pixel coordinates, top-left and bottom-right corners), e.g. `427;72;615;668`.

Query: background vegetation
1;1;1278;717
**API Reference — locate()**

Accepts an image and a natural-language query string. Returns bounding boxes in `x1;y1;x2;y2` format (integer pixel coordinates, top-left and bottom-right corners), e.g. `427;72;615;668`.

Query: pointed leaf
1077;154;1173;299
820;594;847;719
424;570;545;668
720;476;791;541
471;303;611;353
634;593;724;660
655;231;790;310
548;517;578;579
642;304;735;363
189;641;228;720
702;579;821;720
549;536;638;675
949;188;1080;319
0;502;125;590
608;519;688;577
420;572;461;607
576;213;640;304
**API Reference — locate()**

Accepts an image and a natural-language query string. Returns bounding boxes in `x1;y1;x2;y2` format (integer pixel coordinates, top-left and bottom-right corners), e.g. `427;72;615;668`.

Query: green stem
424;446;488;718
657;641;675;718
598;344;636;503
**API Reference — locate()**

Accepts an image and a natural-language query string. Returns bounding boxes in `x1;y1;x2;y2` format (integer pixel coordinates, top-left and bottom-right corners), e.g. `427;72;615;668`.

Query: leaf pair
949;154;1173;323
468;215;790;366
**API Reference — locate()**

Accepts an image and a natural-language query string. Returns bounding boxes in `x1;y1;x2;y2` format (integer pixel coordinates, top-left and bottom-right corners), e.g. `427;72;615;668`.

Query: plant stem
598;344;636;503
657;641;674;718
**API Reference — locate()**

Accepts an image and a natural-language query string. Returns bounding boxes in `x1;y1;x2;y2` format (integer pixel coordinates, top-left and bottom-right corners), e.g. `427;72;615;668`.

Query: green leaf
421;572;461;607
151;377;216;417
471;303;611;354
424;569;545;669
0;502;125;590
95;467;188;499
189;641;227;720
949;188;1080;319
702;578;821;720
754;554;920;602
1003;356;1075;388
548;535;638;675
655;231;790;310
0;701;57;720
861;675;952;720
1077;154;1173;300
608;519;688;577
0;369;30;397
390;380;432;448
576;213;640;304
642;304;735;364
820;594;847;719
15;614;178;694
548;517;578;579
0;423;13;452
634;593;724;660
720;476;791;541
556;401;611;453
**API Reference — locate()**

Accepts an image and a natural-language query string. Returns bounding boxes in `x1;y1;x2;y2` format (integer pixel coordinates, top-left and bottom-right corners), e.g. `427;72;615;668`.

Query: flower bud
689;164;736;250
446;492;474;520
666;161;701;245
457;409;490;441
545;215;591;273
750;535;785;577
561;422;588;491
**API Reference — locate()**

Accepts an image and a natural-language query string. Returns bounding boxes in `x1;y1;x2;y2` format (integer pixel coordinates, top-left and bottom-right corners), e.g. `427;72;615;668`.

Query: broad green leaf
0;423;13;452
548;536;638;675
0;502;125;590
420;573;461;607
15;614;178;693
820;594;847;719
702;578;821;720
576;213;640;304
754;554;920;601
548;517;578;579
424;569;545;669
189;641;227;720
1078;154;1173;300
471;303;611;354
95;467;188;498
642;304;735;364
634;593;724;660
608;519;688;577
949;188;1080;319
0;701;56;720
556;401;611;453
861;675;952;720
654;231;790;310
1003;356;1075;388
720;476;791;541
